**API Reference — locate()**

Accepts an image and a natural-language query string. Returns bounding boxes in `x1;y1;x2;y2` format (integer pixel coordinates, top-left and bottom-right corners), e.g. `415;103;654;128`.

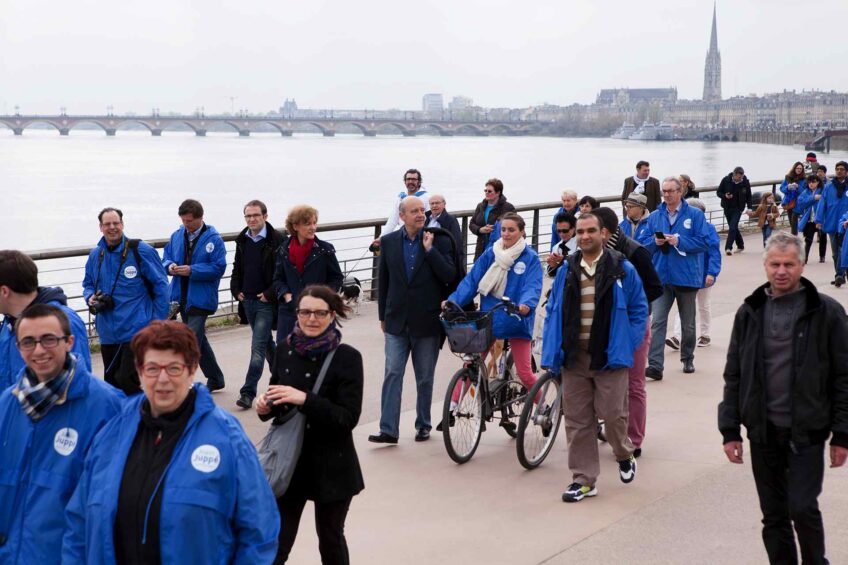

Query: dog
340;276;363;315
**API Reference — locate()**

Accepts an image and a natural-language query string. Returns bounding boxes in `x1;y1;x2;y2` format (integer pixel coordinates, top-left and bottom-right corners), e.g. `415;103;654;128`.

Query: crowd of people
0;156;847;563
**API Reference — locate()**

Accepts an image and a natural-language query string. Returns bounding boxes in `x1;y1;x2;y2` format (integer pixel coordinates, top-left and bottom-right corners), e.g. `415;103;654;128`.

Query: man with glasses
638;177;711;379
620;193;651;239
0;304;121;563
546;210;577;277
0;250;92;390
550;190;579;252
230;199;283;409
83;207;169;394
816;161;848;286
426;194;464;264
371;169;430;249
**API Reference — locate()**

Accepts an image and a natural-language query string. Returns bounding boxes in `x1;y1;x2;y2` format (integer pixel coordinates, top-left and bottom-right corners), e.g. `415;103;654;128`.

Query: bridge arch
21;120;64;133
373;122;409;135
68;120;111;133
454;124;485;136
114;120;155;133
305;122;333;135
489;124;516;135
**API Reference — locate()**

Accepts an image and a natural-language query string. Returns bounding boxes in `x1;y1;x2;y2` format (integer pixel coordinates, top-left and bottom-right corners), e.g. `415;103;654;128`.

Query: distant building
703;4;722;102
595;88;678;107
449;96;473;111
422;93;444;116
280;98;298;117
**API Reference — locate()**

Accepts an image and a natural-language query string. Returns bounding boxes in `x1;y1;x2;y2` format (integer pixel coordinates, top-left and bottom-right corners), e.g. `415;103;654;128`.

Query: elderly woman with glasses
256;284;364;564
63;321;279;564
469;178;516;260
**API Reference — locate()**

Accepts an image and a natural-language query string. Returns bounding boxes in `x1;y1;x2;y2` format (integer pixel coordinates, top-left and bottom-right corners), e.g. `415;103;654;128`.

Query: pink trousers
451;338;537;402
627;319;651;449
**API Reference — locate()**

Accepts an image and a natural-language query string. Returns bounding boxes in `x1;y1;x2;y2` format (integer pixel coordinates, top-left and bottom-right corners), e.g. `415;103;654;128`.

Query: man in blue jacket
542;212;648;503
162;199;227;391
549;189;579;251
815;160;848;286
0;304;121;565
0;250;91;390
638;177;711;379
83;207;169;394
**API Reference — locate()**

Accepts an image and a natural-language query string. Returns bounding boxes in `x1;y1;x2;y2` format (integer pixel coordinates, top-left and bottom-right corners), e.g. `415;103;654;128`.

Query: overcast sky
2;0;845;116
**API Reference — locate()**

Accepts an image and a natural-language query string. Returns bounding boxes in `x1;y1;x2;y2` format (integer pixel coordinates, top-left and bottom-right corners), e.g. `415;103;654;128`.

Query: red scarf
288;237;315;274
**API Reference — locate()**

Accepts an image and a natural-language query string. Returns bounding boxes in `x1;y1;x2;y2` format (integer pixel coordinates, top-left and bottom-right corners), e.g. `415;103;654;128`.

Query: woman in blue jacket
795;174;826;263
63;321;279;564
779;162;806;235
446;212;543;406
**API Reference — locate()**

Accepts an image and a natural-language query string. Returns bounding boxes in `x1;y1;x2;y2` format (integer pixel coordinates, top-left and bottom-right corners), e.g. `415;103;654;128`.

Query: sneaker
665;336;680;350
562;482;598;503
725;249;732;256
836;275;846;288
236;394;254;409
645;366;663;381
618;455;637;484
697;336;711;347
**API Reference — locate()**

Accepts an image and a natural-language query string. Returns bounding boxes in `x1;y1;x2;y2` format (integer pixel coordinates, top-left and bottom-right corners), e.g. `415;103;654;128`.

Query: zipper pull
155;430;162;446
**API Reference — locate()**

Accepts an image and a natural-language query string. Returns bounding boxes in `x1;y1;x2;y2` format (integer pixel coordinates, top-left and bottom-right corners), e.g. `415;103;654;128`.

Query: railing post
461;216;469;268
532;208;540;249
370;225;381;301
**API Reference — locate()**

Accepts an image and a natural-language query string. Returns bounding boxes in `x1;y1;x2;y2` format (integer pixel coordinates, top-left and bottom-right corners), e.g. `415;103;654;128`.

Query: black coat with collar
260;342;365;502
469;195;516;260
230;222;285;323
378;227;457;337
273;235;344;315
426;209;465;264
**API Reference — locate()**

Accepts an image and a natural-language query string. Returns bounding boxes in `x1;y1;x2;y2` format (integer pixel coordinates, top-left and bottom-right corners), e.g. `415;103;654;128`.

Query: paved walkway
93;242;848;564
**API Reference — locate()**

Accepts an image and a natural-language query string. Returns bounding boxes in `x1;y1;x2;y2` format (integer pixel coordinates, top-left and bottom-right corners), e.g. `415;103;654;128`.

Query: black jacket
273;235;344;315
718;278;848;448
230;222;284;323
261;342;364;502
611;232;663;304
378;228;456;337
469;195;516;260
426;210;465;264
717;173;753;210
622;176;662;212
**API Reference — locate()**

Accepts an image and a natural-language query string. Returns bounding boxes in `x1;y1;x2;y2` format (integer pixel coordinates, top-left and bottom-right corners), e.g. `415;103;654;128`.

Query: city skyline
2;0;847;115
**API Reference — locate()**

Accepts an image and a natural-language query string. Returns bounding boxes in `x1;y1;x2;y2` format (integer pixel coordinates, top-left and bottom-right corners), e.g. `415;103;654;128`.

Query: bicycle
516;369;564;470
439;298;530;464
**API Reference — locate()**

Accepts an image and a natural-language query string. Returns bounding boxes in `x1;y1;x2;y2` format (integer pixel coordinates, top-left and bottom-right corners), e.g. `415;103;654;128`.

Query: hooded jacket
83;236;169;345
162;224;227;314
0;358;121;564
795;186;822;233
814;178;848;234
0;287;92;390
618;210;651;240
62;384;279;564
541;249;647;372
447;243;543;340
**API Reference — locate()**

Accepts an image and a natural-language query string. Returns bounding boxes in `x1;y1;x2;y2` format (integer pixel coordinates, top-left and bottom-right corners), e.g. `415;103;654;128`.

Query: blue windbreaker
162;224;227;313
0;357;121;565
703;223;722;282
618;215;651;240
779;179;806;208
636;200;711;288
814;179;848;234
448;243;543;340
541;254;647;372
795;187;822;233
0;287;92;390
62;384;279;564
82;236;169;344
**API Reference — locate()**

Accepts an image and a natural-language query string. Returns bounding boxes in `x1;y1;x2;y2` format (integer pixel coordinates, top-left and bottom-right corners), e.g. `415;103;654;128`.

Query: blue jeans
379;330;440;437
762;225;773;247
829;232;845;277
240;298;276;398
649;284;697;371
181;311;225;388
724;208;745;251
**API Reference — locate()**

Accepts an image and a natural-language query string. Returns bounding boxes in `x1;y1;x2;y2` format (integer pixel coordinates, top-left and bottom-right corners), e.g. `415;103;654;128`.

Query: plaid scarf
15;354;76;422
287;322;341;356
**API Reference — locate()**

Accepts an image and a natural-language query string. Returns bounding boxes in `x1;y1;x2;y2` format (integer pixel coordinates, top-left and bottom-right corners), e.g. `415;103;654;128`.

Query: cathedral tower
703;3;722;102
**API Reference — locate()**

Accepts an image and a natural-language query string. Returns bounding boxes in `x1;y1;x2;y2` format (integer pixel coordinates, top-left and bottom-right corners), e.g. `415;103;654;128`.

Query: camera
88;291;115;315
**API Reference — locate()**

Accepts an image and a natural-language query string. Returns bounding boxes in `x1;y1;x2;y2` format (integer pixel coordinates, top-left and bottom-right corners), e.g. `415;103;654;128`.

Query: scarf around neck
16;353;76;421
477;237;527;299
288;322;341;356
632;175;648;194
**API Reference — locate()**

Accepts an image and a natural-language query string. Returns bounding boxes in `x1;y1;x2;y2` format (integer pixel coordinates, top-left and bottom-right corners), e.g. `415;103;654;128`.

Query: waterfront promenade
91;243;848;564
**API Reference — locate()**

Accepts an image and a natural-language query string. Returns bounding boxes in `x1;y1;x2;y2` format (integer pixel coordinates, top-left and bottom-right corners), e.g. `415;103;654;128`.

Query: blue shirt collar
246;224;267;243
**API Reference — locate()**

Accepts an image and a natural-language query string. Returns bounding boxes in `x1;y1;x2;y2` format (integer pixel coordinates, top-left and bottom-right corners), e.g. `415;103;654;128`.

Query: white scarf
632;175;647;195
477;237;526;299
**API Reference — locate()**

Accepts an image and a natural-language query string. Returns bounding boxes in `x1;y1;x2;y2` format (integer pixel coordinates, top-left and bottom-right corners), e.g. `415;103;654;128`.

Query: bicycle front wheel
516;371;563;470
442;367;484;464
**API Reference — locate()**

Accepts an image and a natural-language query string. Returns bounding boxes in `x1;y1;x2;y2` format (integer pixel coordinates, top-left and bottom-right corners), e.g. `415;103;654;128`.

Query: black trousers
100;342;140;395
802;223;827;263
750;425;828;565
275;491;352;565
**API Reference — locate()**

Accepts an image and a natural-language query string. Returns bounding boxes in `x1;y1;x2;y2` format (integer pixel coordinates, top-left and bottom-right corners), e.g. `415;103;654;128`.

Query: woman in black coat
468;178;516;260
256;284;364;565
273;205;344;343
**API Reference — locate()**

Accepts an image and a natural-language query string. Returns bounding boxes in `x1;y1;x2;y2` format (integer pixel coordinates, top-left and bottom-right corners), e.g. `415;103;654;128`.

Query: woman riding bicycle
444;212;542;404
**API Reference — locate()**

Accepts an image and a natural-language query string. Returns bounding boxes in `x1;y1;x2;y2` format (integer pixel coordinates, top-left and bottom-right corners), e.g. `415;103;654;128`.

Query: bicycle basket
441;310;494;354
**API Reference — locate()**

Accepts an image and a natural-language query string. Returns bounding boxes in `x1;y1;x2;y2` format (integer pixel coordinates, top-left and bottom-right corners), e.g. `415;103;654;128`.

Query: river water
4;129;847;251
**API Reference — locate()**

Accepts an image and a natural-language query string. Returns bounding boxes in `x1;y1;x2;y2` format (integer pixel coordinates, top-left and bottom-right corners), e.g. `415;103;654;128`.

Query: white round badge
513;261;526;275
54;428;79;457
205;242;215;253
124;265;138;279
191;444;221;473
683;218;692;229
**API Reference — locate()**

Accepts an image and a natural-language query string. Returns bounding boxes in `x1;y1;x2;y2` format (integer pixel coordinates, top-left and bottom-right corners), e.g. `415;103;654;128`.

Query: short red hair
131;320;200;372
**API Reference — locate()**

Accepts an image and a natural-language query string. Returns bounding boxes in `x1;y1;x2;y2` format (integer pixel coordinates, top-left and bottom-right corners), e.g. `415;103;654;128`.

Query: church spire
703;2;722;102
709;2;718;51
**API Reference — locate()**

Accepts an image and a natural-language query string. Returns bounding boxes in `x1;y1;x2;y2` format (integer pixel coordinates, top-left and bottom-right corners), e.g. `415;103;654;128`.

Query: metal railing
23;178;786;342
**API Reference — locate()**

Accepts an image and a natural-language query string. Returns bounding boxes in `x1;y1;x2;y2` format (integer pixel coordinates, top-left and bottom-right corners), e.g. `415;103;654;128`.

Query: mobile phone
654;231;666;239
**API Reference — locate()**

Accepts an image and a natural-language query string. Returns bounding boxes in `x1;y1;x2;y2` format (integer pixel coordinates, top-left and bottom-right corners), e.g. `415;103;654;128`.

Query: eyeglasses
244;213;264;220
484;189;495;194
296;309;332;319
141;362;188;378
556;228;573;234
661;189;680;194
404;177;420;182
100;222;122;228
17;334;69;351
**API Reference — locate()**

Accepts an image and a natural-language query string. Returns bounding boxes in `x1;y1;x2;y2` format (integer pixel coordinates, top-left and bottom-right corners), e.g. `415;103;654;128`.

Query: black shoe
236;394;253;409
368;432;398;444
207;382;225;393
683;360;695;374
436;415;455;432
633;447;642;458
836;275;845;288
645;367;663;381
415;428;431;442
